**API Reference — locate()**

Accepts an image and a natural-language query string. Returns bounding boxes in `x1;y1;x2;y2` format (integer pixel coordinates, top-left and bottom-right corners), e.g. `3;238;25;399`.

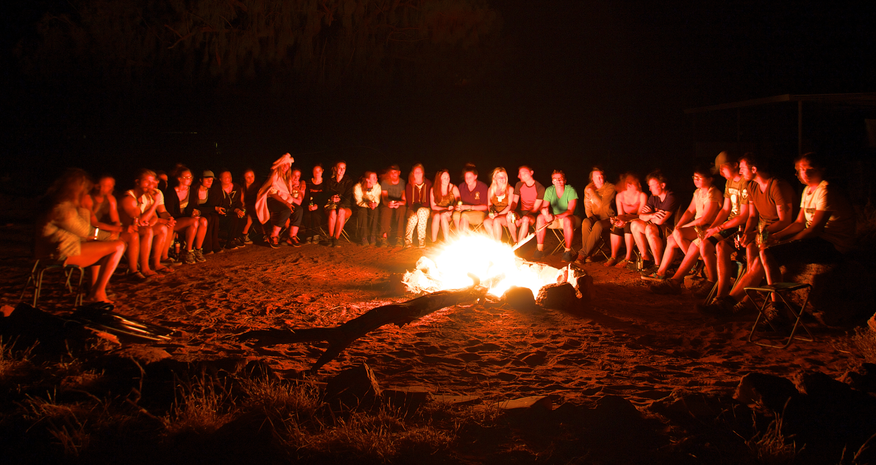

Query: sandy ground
1;223;860;411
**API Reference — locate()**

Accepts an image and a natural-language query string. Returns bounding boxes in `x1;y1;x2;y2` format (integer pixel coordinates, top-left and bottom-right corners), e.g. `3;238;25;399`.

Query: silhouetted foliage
17;0;502;93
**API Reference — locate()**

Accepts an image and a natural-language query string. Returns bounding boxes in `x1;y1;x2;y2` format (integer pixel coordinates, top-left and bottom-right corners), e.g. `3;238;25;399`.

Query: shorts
706;228;737;247
549;215;582;230
452;210;486;226
610;223;632;236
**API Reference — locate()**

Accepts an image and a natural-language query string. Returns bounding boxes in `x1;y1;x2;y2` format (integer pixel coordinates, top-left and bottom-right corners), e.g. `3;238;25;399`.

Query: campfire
403;234;576;297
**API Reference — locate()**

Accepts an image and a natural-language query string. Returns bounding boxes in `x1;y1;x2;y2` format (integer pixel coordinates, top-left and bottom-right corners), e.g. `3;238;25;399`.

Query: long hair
39;168;92;218
618;172;641;191
433;169;451;200
488;167;509;198
408;163;425;185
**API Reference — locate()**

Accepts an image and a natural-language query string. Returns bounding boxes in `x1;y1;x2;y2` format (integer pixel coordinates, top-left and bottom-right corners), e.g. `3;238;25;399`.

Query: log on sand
238;280;488;372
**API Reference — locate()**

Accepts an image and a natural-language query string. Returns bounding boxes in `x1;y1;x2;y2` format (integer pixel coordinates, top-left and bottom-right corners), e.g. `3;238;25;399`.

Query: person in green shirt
534;170;581;261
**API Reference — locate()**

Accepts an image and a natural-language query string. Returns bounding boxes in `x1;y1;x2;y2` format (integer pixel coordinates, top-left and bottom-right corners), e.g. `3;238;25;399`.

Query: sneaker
396;238;404;247
193;248;207;263
225;240;239;250
332;238;339;248
377;238;387;247
698;296;735;315
757;301;789;331
641;271;665;281
532;249;546;260
562;250;575;262
732;299;751;315
690;280;715;298
287;236;301;247
312;235;322;244
305;236;313;244
604;257;618;267
242;233;253;245
404;241;413;249
650;279;681;295
360;237;369;246
183;250;197;265
269;236;280;249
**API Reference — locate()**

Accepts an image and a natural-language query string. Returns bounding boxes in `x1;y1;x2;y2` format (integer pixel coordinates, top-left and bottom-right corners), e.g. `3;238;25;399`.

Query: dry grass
849;327;876;364
163;374;237;436
745;408;804;465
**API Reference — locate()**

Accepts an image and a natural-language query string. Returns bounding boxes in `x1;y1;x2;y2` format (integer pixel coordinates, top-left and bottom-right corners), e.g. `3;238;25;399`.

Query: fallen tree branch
238;279;487;372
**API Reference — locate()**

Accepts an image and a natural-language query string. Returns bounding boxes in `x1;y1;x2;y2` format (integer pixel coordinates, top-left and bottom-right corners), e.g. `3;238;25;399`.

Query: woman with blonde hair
35;169;126;303
255;153;304;248
482;167;517;243
429;169;459;244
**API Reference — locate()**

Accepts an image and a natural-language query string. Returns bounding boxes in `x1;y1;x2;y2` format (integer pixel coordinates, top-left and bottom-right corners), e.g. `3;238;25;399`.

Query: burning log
238;277;488;372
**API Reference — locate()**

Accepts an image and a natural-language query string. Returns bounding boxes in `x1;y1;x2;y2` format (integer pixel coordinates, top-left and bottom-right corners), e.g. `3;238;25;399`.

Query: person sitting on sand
255;154;304;248
303;164;328;244
648;165;722;293
629;170;676;269
216;170;246;250
700;152;796;315
35;169;126;303
693;152;751;306
404;164;432;248
89;175;143;279
606;172;648;267
241;169;263;244
482;167;517;244
751;152;856;324
510;166;545;246
119;169;172;277
577;166;616;263
534;170;581;262
165;165;208;264
378;164;407;247
354;171;381;246
325;160;354;248
430;169;460;245
452;163;489;233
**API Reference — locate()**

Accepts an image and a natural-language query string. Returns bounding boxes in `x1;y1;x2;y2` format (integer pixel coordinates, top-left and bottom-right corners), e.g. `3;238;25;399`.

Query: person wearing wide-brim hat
255;153;305;248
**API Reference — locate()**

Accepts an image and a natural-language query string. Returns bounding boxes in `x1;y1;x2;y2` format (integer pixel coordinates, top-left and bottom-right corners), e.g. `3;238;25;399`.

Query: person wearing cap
197;170;224;254
378;164;407;247
255;153;303;248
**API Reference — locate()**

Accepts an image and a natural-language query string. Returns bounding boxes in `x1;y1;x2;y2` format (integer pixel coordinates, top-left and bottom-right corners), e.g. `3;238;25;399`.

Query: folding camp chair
744;282;815;349
20;259;85;307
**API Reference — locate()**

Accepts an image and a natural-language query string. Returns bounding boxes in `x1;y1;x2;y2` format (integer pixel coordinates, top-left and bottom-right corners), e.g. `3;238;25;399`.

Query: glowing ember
403;234;574;297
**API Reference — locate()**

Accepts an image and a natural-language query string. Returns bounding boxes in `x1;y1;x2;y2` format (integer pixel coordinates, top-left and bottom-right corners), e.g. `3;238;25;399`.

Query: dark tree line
16;0;502;93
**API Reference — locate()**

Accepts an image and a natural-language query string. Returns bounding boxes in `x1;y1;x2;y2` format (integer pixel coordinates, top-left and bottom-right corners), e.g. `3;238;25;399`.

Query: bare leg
334;208;350;238
440;213;451;242
670;242;703;281
563;217;574;250
715;239;734;298
507;217;518;244
194;217;208;248
631;221;651;261
535;215;548;247
139;227;155;276
656;236;677;277
700;240;718;282
120;231;139;271
645;224;664;266
66;240;125;303
516;216;532;243
151;224;169;270
609;233;622;259
623;232;634;260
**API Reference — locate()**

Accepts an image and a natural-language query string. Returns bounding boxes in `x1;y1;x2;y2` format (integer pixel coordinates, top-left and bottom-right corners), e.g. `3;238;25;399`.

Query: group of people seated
35;151;856;321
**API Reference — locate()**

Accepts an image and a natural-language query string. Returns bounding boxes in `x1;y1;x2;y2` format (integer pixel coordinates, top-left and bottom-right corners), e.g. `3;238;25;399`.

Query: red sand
1;227;857;407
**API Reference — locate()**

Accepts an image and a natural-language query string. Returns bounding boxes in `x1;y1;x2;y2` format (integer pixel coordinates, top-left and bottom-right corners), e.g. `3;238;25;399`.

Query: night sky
2;1;875;195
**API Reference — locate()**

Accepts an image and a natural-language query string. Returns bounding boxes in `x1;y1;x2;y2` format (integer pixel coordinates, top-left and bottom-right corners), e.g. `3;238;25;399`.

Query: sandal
155;266;175;274
641;272;666;281
615;258;632;268
128;270;150;282
603;257;618;267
